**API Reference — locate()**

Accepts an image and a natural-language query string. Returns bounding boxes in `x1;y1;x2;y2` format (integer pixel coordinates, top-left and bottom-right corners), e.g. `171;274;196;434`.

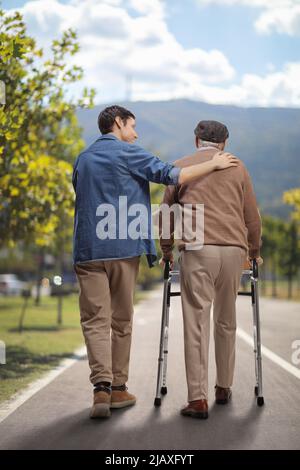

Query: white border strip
0;345;87;424
1;308;299;425
0;300;147;425
237;327;300;379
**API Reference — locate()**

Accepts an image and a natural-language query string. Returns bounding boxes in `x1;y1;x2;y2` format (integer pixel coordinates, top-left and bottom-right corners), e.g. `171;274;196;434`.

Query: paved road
0;284;299;450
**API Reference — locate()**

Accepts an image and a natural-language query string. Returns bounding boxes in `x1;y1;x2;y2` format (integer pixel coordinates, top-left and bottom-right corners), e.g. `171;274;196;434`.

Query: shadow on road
4;398;264;450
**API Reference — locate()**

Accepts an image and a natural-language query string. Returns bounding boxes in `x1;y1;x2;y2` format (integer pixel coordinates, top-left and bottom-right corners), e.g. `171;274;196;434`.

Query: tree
0;8;95;250
261;215;285;297
284;189;300;222
282;189;300;298
0;8;95;308
279;221;300;299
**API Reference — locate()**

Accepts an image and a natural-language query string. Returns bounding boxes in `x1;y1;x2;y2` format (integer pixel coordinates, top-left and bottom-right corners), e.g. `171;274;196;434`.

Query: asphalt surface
0;283;299;450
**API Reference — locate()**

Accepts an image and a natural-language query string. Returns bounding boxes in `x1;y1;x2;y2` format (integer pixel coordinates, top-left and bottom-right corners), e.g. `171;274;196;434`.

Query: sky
2;0;300;107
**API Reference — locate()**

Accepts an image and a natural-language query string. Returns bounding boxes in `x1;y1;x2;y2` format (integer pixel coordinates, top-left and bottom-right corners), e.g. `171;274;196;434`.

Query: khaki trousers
179;246;246;402
74;256;140;386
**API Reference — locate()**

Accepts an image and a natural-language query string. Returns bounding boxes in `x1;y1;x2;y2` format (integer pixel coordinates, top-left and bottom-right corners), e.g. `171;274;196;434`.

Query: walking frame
154;258;265;407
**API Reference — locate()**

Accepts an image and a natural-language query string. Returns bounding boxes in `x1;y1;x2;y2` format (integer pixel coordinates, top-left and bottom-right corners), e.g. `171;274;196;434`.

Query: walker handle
252;258;258;279
164;260;170;280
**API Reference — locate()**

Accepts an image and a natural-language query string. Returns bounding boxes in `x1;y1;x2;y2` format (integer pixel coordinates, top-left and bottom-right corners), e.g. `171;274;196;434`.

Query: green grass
2;278;296;405
256;280;300;301
0;290;146;404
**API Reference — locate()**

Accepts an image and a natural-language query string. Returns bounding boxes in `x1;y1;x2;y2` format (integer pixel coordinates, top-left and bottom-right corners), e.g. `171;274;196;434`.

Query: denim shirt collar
97;133;119;142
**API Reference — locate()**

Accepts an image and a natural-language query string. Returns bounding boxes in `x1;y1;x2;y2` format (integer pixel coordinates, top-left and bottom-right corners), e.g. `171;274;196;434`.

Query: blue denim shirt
72;134;180;267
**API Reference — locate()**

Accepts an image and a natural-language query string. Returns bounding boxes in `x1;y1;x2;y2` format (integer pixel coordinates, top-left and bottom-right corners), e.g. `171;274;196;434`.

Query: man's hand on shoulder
212;152;239;170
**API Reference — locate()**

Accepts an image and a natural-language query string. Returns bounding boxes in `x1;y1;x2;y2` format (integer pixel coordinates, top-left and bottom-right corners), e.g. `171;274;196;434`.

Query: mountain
77;99;300;218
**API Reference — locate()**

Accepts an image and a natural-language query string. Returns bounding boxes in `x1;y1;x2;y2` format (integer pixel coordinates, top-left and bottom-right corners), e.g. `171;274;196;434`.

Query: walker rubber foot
257;396;264;407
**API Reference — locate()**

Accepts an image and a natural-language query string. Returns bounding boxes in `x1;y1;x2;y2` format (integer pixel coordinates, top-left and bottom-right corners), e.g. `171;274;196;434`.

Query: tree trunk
19;296;29;333
56;246;64;325
271;255;277;298
57;295;63;325
288;274;293;299
35;247;45;306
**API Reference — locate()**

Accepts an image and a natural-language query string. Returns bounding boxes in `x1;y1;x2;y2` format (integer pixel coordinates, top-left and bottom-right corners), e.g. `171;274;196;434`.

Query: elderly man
160;120;262;419
72;107;238;418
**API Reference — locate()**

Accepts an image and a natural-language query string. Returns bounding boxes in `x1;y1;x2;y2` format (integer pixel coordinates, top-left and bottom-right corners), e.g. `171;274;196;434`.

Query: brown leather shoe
90;388;111;418
111;384;136;409
180;399;208;419
215;385;232;404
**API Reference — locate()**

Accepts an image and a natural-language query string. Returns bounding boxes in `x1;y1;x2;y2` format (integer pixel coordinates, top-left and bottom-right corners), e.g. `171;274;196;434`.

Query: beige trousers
74;256;140;386
179;245;246;402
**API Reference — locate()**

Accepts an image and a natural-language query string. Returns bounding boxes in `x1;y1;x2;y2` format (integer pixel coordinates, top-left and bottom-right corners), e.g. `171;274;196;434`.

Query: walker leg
154;278;170;406
161;289;170;396
251;273;264;406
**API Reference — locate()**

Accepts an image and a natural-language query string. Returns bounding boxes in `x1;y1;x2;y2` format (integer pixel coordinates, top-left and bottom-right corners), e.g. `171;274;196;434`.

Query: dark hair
98;105;135;134
194;120;229;144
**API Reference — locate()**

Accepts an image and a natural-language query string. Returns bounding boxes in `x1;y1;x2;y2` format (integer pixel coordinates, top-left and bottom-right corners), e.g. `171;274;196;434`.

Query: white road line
237;327;300;380
0;301;147;425
0;346;87;424
0;296;299;425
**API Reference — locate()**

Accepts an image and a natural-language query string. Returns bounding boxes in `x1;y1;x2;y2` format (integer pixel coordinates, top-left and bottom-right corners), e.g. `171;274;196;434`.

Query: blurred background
0;0;299;403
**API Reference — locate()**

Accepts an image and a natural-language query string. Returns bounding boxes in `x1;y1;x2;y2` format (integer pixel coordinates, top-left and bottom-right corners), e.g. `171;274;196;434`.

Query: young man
160;120;262;419
72;107;238;418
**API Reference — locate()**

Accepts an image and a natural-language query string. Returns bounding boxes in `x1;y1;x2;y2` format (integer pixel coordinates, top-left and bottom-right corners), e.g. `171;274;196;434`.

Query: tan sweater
160;147;262;259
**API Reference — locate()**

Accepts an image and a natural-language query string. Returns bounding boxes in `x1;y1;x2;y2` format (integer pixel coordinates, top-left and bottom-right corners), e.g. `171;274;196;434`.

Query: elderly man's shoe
180;399;208;419
215;385;232;404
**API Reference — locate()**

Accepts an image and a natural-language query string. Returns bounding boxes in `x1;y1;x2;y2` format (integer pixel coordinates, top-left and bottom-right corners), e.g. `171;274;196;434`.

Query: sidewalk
0;285;299;450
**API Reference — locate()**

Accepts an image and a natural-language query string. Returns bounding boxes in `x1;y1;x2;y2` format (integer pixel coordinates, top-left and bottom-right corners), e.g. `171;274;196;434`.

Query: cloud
197;0;300;36
128;0;165;17
185;61;300;107
256;4;300;36
5;0;235;102
131;61;300;108
6;0;235;103
4;0;300;107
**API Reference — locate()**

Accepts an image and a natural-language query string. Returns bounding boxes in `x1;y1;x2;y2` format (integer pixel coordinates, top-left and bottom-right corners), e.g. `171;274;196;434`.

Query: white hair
198;140;220;149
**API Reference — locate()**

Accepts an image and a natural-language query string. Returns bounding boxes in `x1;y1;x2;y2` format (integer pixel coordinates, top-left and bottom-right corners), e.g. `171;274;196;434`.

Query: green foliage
284;188;300;222
279;221;300;280
261;214;300;297
0;8;95;249
261;215;286;260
